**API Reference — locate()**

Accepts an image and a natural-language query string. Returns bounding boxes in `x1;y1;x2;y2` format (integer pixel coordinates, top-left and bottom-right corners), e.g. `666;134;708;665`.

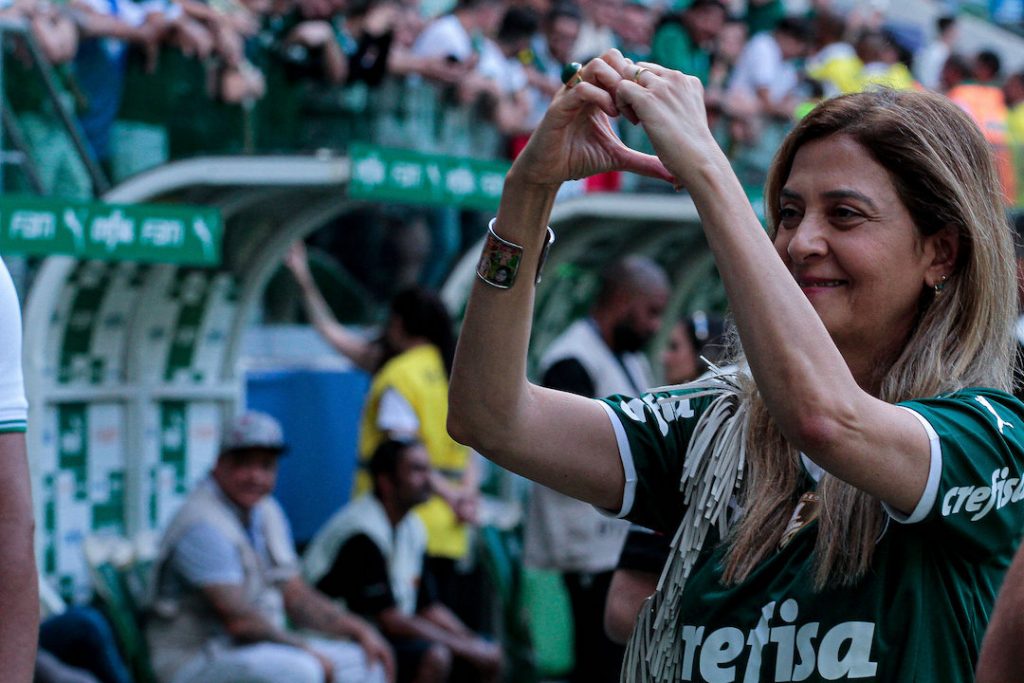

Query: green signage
348;143;510;210
0;195;222;265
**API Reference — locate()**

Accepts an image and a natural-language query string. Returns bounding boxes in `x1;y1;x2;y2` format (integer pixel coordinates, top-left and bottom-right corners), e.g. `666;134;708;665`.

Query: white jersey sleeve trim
595;400;637;519
883;406;942;524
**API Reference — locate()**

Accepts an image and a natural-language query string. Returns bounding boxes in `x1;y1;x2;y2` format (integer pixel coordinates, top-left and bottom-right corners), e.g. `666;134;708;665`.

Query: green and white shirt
0;257;26;434
599;387;1024;682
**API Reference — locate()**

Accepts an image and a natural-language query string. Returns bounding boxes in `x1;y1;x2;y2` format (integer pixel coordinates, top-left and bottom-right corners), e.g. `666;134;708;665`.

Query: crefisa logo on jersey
942;466;1024;522
679;599;878;682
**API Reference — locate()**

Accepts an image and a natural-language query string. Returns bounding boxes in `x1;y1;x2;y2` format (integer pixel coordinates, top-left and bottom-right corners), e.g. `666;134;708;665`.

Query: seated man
304;439;501;683
146;411;394;683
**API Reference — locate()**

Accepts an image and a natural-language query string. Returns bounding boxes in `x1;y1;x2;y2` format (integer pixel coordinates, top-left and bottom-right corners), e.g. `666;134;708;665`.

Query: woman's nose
785;218;829;263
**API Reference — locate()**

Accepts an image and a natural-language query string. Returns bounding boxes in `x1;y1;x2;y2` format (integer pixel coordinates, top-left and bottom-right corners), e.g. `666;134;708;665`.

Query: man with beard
304;439;501;683
522;255;668;683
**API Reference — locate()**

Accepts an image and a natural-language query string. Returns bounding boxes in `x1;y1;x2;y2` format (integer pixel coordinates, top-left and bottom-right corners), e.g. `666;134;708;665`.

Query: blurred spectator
726;16;810;121
939;53;972;94
70;0;176;163
524;255;669;683
475;5;538;136
177;0;266;101
615;0;654;62
744;0;783;35
806;10;859;96
854;29;914;91
304;439;503;683
572;0;621;61
26;0;80;64
524;0;581;126
649;0;726;85
146;411;393;683
1007;71;1024;144
975;48;1003;85
949;49;1016;202
335;0;404;86
703;17;746;127
914;15;957;90
412;0;503;64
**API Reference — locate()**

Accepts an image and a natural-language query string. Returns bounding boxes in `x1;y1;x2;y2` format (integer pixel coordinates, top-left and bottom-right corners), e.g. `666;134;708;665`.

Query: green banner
0;195;222;265
348;144;510;210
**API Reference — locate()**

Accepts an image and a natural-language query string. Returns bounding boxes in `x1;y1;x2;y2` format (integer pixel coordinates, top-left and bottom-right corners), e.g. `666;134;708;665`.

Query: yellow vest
807;54;862;95
857;63;915;92
1009;104;1024;205
355;344;470;559
949;84;1016;203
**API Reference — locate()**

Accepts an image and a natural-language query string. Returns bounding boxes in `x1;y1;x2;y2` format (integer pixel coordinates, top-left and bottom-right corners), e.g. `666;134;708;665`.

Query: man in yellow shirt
286;243;481;624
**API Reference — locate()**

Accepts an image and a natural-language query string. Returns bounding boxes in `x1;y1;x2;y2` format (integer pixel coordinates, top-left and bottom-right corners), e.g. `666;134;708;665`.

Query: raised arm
612;61;955;513
284;242;381;373
447;52;673;511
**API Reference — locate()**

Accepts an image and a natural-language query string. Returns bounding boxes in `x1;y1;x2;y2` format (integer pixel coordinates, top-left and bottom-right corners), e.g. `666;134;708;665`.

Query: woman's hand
510;49;674;189
612;61;726;191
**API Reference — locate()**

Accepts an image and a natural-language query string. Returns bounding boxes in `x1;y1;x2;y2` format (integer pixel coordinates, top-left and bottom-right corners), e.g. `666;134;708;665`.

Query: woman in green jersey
449;50;1024;682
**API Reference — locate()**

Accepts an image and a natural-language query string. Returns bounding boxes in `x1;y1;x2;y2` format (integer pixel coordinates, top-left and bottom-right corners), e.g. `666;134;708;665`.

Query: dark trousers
39;607;132;683
563;570;624;683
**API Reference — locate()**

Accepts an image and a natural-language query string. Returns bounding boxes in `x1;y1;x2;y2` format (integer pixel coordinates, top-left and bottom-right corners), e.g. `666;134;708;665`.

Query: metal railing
0;18;109;196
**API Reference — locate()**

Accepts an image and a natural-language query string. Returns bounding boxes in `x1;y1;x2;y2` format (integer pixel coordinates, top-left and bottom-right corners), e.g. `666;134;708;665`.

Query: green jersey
649;21;711;86
599;387;1024;682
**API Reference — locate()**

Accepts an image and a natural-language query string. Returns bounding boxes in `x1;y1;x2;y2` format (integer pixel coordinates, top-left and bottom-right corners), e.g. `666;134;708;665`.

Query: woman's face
773;134;948;376
662;323;699;385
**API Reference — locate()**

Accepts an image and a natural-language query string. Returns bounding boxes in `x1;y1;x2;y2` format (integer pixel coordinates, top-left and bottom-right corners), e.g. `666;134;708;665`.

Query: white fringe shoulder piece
621;370;749;682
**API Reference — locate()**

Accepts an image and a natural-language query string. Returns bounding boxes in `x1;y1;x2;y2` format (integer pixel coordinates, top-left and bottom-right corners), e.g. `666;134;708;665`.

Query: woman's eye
832;206;862;221
779;207;801;226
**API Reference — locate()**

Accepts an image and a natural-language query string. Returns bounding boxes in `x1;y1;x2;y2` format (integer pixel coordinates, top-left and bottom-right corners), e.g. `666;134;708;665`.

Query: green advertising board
348;143;510;210
0;195;222;265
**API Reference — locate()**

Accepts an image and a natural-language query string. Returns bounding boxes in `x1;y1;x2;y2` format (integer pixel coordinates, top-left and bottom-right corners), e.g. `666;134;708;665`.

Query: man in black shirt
303;439;502;683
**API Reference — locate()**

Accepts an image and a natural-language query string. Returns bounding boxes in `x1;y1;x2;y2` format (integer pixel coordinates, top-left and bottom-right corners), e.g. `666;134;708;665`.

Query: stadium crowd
2;0;1023;198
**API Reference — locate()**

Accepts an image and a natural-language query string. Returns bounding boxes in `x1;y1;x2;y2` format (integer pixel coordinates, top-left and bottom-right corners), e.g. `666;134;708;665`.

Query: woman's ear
924;224;960;287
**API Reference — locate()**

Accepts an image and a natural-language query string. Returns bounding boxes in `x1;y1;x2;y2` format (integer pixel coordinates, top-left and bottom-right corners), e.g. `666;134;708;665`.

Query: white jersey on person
0;257;26;434
303;492;426;617
523;318;652;573
727;31;800;106
412;13;474;61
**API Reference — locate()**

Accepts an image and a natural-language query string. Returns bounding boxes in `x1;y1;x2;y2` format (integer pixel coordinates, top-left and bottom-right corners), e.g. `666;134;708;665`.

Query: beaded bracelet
476;219;556;289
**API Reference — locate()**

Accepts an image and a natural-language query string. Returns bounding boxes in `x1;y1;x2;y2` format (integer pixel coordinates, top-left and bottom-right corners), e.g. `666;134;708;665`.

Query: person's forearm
383;609;479;658
286;581;373;639
448;175;624;509
322;39;347;84
228;610;307;647
293;277;378;371
420;604;472;638
0;434;37;683
604;569;657;645
447;175;556;457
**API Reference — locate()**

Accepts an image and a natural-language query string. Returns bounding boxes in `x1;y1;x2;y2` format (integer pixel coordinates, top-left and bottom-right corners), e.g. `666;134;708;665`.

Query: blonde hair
723;90;1017;588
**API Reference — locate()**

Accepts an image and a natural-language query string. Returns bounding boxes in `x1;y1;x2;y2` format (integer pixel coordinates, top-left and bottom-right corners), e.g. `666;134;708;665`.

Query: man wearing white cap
147;410;395;683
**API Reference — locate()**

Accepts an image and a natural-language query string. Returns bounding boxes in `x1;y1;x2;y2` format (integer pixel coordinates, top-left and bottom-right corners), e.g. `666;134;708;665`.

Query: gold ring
569;73;583;88
633;66;650;83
